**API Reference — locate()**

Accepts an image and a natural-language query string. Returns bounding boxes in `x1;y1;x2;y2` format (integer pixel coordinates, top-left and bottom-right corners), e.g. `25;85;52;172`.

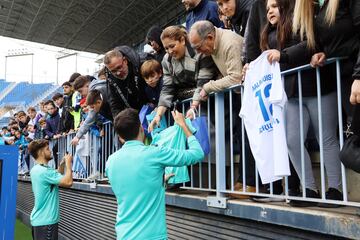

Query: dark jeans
32;223;58;240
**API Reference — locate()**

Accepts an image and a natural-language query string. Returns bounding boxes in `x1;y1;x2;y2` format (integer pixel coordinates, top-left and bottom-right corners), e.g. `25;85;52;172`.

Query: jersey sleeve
43;168;63;185
157;136;204;167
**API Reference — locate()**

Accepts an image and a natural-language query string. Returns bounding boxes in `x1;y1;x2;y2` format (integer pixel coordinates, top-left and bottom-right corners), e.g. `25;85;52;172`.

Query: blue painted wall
0;146;19;240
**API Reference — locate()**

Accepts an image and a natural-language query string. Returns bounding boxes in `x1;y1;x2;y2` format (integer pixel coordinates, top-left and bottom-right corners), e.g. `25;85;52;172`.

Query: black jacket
268;26;336;97
106;46;147;119
314;0;360;80
146;26;166;62
59;93;74;133
229;0;254;37
242;0;267;63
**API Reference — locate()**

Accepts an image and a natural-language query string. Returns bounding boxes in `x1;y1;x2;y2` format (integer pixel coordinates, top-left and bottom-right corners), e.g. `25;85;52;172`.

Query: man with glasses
103;46;148;119
189;20;243;97
189;21;258;198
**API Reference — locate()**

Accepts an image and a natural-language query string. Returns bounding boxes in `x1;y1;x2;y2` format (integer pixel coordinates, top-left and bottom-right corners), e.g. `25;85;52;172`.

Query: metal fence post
207;92;227;208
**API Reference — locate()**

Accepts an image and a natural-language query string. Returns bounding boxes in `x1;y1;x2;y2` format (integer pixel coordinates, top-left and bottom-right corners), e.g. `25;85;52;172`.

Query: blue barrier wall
0;146;19;240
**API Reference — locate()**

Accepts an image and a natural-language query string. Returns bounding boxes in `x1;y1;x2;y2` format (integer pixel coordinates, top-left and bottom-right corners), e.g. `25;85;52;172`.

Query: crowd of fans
1;0;359;208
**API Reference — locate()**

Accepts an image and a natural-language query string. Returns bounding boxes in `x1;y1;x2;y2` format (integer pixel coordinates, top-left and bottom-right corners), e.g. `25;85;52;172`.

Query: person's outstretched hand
148;115;161;133
172;110;186;127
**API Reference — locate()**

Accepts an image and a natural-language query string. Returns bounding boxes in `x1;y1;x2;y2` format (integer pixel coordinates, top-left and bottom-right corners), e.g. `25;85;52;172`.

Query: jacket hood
114;45;141;71
146;26;163;48
89;78;106;90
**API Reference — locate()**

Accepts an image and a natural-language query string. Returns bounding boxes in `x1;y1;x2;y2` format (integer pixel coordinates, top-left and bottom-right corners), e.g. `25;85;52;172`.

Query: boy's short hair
98;67;106;78
69;72;81;83
140;59;162;79
11;126;19;131
86;89;103;105
73;75;90;90
39;118;46;125
28;139;49;159
44;100;56;108
27;107;36;113
52;93;63;101
62;81;72;87
114;108;140;141
17;111;27;118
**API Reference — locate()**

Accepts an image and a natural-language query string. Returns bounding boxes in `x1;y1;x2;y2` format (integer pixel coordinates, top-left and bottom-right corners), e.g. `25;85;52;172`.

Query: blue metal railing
20;57;360;207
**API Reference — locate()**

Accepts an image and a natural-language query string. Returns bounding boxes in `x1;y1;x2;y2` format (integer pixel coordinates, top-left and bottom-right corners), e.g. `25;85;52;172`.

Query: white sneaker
86;172;100;181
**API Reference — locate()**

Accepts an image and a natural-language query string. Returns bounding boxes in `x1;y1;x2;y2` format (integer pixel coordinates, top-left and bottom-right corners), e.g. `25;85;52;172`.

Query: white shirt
239;51;290;184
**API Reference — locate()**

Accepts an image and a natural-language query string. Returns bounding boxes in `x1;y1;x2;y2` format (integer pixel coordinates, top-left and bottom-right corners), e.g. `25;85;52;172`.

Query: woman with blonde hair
293;0;360;109
292;0;360;206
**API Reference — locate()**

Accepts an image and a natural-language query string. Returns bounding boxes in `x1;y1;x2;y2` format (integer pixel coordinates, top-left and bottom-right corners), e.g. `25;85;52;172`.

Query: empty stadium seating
0;82;54;106
0;80;60;125
0;79;10;93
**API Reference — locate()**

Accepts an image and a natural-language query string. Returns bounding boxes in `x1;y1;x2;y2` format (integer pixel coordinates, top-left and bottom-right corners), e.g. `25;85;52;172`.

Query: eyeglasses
191;38;206;51
110;57;127;75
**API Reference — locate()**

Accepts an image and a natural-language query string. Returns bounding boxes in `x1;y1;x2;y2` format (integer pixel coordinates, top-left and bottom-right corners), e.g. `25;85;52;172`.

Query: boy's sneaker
86;172;100;181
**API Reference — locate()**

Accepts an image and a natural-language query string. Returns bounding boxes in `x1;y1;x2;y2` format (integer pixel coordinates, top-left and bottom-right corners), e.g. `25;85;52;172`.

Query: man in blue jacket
183;0;224;31
106;108;204;239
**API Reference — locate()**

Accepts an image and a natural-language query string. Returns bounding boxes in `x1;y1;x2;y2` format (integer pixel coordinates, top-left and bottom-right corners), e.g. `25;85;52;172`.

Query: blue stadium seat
1;82;55;106
0;79;11;94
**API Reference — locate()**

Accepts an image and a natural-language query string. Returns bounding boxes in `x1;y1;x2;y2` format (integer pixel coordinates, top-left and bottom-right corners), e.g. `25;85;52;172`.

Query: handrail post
207;92;227;208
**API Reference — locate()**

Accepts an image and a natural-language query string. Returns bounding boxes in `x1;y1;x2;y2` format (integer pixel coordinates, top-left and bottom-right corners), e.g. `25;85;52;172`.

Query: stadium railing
20;57;360;208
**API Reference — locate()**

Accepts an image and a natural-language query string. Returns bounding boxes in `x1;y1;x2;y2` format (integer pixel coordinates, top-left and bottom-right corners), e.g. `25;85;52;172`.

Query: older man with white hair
189;20;243;99
189;20;260;198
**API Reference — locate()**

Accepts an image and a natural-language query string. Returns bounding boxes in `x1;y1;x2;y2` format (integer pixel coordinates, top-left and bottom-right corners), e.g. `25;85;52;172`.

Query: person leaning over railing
188;21;254;197
103;46;148;119
148;25;217;132
261;0;343;207
70;75;112;146
28;139;73;240
140;59;163;107
106;108;204;239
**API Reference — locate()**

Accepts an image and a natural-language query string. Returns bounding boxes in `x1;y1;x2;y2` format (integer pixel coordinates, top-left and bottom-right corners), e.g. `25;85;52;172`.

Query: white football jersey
239;51;290;184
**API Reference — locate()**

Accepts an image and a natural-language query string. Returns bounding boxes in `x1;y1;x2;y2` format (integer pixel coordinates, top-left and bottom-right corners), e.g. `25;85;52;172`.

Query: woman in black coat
293;0;360;114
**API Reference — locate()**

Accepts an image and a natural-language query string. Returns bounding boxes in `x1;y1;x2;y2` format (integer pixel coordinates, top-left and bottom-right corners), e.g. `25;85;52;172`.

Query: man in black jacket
104;46;147;119
59;81;75;133
145;26;166;62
